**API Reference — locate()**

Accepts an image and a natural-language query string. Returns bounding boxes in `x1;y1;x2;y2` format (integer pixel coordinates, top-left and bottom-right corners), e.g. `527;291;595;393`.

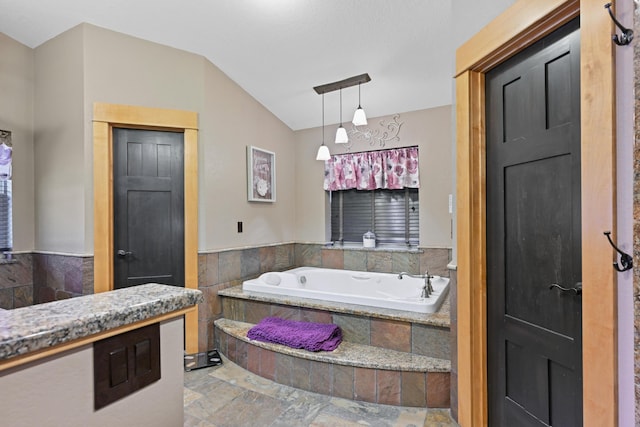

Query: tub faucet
398;271;434;298
398;272;412;280
422;272;434;298
398;272;424;280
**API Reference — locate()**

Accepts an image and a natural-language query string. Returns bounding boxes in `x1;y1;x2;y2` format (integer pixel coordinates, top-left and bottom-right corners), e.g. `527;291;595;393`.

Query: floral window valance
323;146;419;191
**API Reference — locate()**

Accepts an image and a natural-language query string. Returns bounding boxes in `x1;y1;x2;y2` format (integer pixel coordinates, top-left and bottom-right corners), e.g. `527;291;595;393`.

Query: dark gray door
113;128;184;289
486;19;582;426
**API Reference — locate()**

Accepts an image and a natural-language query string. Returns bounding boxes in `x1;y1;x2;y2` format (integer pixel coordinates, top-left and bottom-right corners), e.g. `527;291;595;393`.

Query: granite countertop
0;284;202;361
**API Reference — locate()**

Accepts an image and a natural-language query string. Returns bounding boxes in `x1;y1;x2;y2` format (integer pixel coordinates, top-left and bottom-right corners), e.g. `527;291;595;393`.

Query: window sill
323;242;422;254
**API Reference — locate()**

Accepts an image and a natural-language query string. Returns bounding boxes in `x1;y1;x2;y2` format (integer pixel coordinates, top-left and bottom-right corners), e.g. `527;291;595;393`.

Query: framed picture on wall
247;146;276;202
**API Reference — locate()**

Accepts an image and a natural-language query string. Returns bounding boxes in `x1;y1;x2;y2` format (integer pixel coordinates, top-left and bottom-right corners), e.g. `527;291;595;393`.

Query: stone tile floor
184;356;458;427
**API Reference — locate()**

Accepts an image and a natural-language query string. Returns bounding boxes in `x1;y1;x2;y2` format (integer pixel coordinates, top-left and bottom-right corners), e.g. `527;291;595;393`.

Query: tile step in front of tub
218;286;452;361
214;318;451;408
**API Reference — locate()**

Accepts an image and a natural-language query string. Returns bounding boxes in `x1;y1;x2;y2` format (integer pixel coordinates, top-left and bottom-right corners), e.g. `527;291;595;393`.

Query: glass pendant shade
352;107;367;126
335;88;348;143
335;126;348;144
316;144;330;161
352;83;367;126
316;93;330;160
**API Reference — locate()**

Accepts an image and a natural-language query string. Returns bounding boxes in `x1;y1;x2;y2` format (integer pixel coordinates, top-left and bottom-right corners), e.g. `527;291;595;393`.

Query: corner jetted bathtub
242;267;449;314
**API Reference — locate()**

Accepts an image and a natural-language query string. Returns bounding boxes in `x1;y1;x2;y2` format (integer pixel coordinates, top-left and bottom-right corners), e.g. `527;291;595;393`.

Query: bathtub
242;267;449;314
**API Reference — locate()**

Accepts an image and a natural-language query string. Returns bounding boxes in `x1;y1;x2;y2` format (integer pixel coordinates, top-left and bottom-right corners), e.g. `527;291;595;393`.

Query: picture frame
247;146;276;202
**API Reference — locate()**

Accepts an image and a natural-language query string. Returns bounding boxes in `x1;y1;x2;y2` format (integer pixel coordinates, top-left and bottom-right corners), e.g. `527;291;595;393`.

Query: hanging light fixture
313;73;370;155
335;88;349;144
316;94;330;161
352;83;367;126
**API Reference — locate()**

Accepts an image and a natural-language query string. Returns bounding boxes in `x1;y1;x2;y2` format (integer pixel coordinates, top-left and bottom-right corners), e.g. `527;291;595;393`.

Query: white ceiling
0;0;511;130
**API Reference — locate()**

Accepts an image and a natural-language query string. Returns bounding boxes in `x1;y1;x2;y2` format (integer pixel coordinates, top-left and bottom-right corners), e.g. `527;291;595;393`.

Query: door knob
549;282;582;295
117;249;133;257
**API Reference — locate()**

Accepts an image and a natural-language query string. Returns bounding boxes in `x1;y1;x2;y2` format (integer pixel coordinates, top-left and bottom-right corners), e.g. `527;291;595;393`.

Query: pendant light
352;83;367;126
316;94;330;161
335;88;349;144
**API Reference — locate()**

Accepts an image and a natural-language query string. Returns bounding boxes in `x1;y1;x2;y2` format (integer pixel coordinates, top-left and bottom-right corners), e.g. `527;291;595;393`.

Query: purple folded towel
247;317;342;352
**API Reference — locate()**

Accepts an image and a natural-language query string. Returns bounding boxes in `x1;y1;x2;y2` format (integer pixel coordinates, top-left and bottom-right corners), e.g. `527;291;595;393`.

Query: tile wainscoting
0;253;94;308
32;253;94;304
296;244;451;277
0;244;451;355
197;244;297;352
0;254;34;309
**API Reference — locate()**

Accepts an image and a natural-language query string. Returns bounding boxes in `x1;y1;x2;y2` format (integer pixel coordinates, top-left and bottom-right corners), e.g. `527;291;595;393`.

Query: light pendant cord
339;88;343;126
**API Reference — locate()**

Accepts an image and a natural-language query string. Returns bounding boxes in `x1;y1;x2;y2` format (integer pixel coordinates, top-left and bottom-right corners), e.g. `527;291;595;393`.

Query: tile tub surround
197;244;297;352
196;243;451;352
216;319;450;373
218;285;450;329
298;244;452;277
218;285;450;360
0;283;202;361
215;286;451;408
215;319;451;408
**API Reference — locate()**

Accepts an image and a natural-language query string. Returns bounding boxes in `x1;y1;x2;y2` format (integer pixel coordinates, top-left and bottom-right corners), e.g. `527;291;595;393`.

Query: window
0;130;12;252
0;181;11;251
323;146;420;247
330;188;419;246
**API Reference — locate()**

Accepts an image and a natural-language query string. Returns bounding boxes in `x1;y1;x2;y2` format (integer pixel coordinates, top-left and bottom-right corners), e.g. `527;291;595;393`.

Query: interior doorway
486;19;582;426
112;128;185;289
93;103;199;353
455;1;617;426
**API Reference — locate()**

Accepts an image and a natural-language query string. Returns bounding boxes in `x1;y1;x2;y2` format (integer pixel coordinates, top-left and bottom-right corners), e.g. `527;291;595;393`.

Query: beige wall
200;46;296;250
30;23;296;254
453;0;518;48
34;26;85;254
7;22;450;255
81;24;206;253
0;33;35;252
294;106;453;248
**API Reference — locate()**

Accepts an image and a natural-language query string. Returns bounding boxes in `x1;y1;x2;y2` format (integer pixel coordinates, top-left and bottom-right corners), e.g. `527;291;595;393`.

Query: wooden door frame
93;103;199;353
455;1;617;426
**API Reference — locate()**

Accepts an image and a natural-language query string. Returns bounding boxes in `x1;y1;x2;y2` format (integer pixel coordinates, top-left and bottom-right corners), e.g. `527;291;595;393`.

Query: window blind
0;180;12;252
330;188;418;245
